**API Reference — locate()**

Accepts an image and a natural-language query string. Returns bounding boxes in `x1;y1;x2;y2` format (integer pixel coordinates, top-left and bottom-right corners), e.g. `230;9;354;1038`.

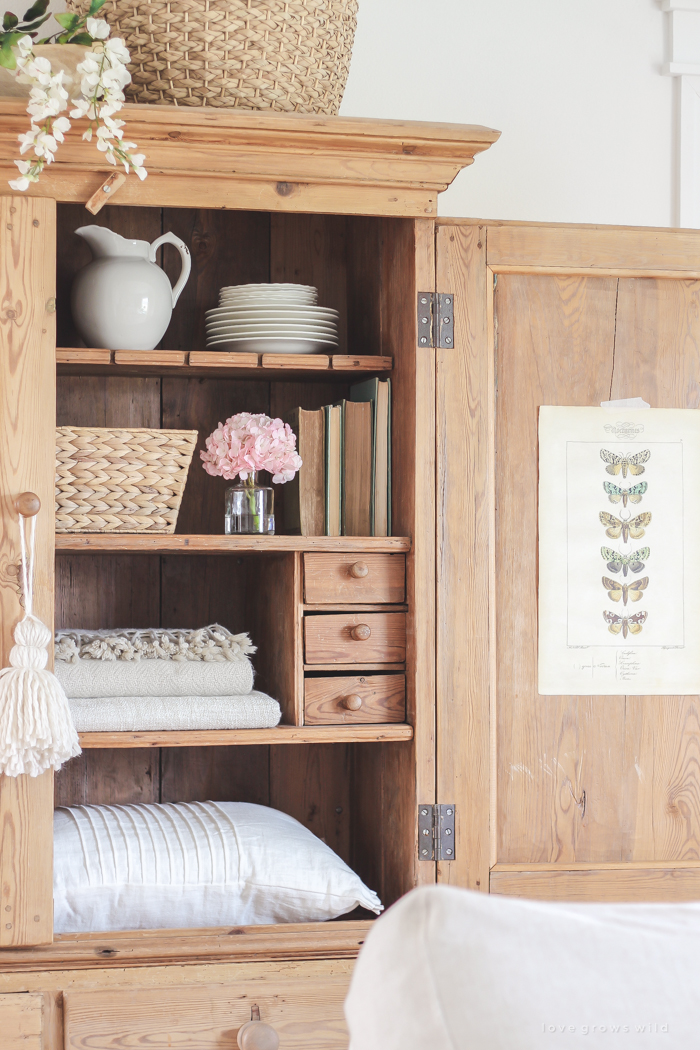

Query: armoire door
436;219;700;902
0;195;56;945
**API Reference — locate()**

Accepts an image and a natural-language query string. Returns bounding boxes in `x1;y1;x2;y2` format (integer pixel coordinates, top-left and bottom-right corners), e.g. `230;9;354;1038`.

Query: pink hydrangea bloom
200;412;302;484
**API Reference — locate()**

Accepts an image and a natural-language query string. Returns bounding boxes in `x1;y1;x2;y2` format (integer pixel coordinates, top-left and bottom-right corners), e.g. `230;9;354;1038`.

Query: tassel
0;510;80;777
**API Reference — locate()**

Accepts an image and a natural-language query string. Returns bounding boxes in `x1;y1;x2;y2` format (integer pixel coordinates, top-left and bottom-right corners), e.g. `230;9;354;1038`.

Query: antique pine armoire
1;100;700;1049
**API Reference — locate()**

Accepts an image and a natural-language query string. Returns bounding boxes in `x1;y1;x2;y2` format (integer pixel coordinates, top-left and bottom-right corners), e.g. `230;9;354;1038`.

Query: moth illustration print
603;610;648;638
600;448;651;478
599;448;652;642
602;576;648;605
603;481;647;506
599;511;651;542
601;546;650;576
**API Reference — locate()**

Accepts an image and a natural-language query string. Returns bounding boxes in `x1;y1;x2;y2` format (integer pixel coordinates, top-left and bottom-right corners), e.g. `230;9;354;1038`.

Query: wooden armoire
1;100;700;1048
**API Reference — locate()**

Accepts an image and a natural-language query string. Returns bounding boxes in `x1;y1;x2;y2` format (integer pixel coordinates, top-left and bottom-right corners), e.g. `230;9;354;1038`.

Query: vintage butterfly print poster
538;406;700;695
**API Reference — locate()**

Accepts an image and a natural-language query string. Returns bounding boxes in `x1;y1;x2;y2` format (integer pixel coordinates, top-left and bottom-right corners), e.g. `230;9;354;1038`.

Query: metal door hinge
418;803;456;861
417;292;454;348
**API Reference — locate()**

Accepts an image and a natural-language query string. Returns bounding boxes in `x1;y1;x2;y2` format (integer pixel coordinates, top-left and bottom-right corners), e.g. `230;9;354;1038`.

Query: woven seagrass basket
56;427;198;533
68;0;359;113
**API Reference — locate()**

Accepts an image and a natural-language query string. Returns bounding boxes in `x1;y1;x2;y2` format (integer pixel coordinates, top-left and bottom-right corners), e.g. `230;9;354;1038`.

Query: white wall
9;0;674;227
340;0;675;227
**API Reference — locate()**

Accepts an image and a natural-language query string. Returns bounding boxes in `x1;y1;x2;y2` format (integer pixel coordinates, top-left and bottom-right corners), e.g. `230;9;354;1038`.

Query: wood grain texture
303;553;405;604
435;224;491;890
304;675;405;725
56;348;392;377
55;535;410;553
271;214;348;355
490;866;700;901
608;277;700;863
55;750;159;807
486;224;700;273
245;554;298;724
0;100;500;217
63;975;351;1050
76;726;413;748
494;273;620;865
304;613;406;665
270;744;351;865
0;992;43;1050
0;195;56;947
0;928;369;972
160;747;270;807
160;209;270;354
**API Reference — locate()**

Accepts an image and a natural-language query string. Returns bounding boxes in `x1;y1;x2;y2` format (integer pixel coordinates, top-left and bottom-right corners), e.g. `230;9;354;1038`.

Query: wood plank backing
490;866;700;902
160;747;270;807
435;224;491;890
494;274;621;865
270;214;348;355
160;209;271;354
0;196;56;946
55;750;159;808
270;743;351;867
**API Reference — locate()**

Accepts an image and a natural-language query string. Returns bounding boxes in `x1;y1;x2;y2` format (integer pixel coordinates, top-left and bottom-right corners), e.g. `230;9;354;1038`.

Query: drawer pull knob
349;560;369;578
14;492;41;517
342;693;363;711
351;623;372;641
238;1018;279;1050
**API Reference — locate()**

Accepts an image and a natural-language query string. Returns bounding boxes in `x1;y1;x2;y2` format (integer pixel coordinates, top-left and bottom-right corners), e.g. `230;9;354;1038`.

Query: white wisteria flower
8;12;146;191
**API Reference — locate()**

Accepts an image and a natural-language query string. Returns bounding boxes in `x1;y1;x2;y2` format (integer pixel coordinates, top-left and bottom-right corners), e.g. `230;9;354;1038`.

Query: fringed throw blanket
55;625;256;664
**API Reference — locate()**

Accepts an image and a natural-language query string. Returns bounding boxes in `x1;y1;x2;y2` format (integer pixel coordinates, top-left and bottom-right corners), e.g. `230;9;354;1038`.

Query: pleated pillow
54;800;382;933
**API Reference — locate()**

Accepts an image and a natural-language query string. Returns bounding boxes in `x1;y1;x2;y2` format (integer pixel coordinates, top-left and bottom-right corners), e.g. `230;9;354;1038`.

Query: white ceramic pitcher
71;226;191;351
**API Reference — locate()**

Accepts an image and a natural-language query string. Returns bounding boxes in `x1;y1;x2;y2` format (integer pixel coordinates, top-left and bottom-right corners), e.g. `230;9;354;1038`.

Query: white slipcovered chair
344;884;700;1049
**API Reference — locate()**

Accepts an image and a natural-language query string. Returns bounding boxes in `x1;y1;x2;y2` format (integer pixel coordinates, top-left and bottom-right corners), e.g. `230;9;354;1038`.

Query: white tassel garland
0;513;80;777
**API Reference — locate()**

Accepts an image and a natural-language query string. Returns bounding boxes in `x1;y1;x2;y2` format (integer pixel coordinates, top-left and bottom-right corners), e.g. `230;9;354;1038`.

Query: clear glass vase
225;473;275;535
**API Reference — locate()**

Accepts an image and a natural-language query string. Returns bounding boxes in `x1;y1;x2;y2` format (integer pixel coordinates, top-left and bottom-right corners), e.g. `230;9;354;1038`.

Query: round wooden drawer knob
350;623;371;641
14;492;41;517
349;561;369;578
342;694;363;711
237;1021;280;1050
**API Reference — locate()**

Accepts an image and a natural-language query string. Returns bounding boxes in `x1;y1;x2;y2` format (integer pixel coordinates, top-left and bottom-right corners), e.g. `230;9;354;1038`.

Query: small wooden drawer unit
305;674;406;724
63;970;351;1049
304;612;406;665
303;553;405;605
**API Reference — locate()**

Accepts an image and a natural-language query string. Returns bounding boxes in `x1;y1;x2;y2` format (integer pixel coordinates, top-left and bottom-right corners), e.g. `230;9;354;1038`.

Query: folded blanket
56;658;254;699
55;625;255;664
69;692;281;732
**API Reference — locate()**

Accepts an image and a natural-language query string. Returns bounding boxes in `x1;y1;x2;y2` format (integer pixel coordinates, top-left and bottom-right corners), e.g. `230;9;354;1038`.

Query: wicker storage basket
56;427;198;533
68;0;359;113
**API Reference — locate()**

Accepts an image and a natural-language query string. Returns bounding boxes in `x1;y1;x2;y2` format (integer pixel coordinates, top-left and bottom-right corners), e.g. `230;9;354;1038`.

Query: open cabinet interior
51;203;422;919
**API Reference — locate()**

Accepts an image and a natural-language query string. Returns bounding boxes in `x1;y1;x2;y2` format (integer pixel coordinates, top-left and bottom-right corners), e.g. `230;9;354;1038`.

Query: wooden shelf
78;724;414;748
0;920;373;971
56;534;411;553
56;347;393;379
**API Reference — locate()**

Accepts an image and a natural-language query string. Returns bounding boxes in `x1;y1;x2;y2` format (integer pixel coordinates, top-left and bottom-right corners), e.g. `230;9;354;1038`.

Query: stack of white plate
205;283;339;354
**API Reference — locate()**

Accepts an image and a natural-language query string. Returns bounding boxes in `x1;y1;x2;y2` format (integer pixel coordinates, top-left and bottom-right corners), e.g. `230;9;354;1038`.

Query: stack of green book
285;379;391;537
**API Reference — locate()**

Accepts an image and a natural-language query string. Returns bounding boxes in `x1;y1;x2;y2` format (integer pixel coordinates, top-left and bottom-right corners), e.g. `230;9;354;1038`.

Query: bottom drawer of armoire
63;972;352;1050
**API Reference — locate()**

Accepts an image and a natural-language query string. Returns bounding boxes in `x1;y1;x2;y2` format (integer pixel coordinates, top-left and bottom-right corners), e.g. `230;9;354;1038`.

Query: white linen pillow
345;885;700;1050
54;800;382;933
